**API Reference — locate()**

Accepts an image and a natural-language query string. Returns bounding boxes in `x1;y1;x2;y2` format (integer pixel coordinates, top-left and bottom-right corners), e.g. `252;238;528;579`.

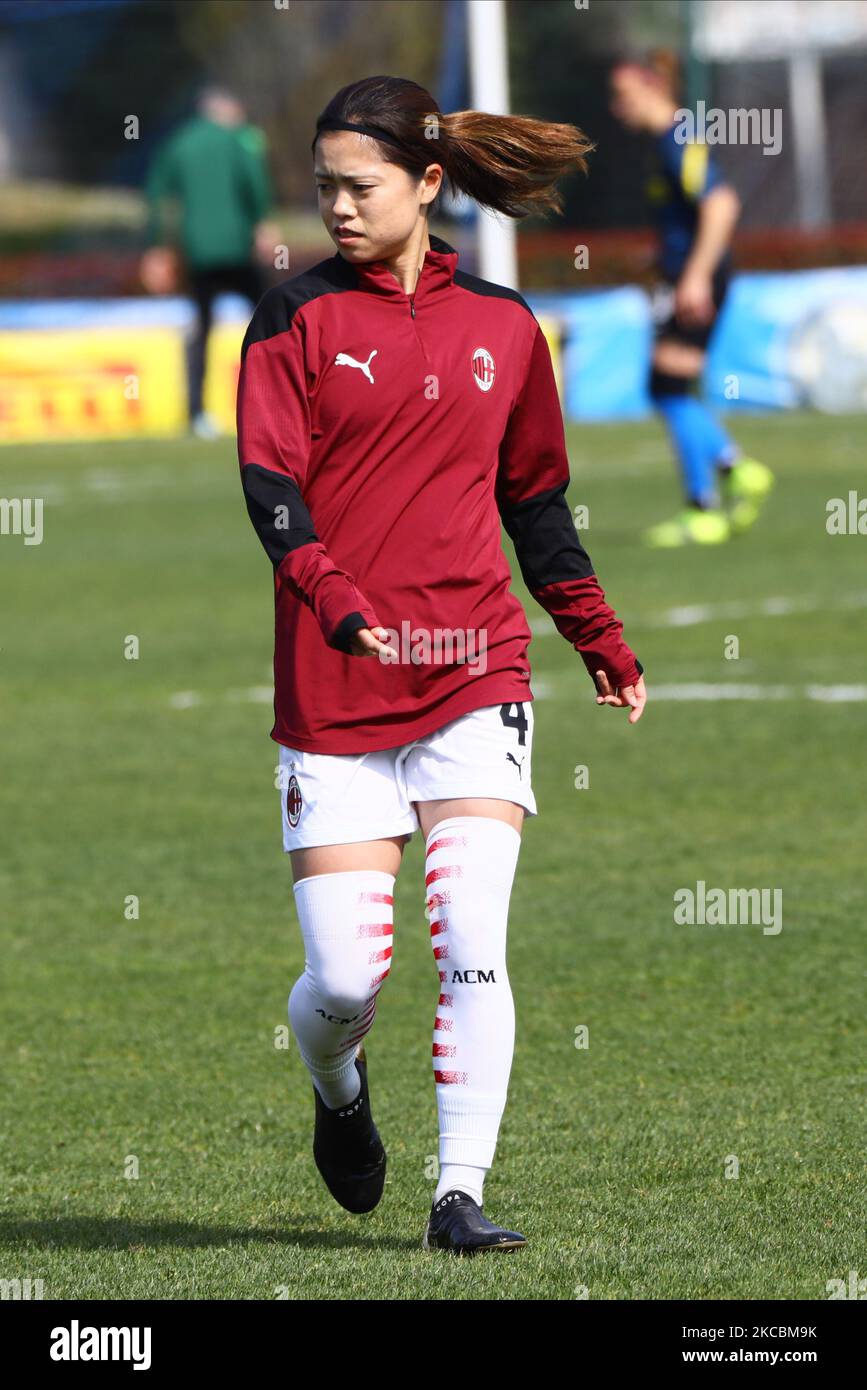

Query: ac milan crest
471;346;496;392
286;774;303;827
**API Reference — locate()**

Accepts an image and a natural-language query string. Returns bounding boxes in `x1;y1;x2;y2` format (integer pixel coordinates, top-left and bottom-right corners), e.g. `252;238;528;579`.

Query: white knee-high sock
424;817;521;1206
289;869;395;1108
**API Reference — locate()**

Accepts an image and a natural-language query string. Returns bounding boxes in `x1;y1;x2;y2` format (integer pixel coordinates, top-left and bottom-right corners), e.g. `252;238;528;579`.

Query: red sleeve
495;321;643;690
236;292;380;653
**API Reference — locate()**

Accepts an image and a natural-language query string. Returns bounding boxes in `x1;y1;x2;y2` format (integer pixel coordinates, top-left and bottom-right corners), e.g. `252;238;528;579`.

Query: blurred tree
174;0;445;209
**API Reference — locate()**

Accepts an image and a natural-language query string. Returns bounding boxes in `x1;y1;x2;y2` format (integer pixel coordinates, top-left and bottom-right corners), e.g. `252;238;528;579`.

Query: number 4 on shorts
499;702;528;746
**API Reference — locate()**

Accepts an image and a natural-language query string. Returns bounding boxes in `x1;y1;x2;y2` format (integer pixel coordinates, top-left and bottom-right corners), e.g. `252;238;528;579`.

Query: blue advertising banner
527;266;867;421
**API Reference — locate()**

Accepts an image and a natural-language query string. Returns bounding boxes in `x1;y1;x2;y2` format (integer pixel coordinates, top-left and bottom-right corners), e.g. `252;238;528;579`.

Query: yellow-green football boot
720;457;774;534
643;507;731;548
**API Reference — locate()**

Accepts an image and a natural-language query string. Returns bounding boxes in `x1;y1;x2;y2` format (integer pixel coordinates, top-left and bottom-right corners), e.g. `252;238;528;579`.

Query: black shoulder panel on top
499;480;595;587
452;268;535;317
240;253;357;361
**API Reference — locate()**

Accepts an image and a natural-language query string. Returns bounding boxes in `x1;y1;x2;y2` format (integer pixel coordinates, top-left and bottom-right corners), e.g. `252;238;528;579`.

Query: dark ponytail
313;75;594;219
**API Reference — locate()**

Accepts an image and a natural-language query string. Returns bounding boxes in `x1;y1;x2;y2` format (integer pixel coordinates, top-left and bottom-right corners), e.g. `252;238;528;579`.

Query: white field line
531;594;867;638
169;687;272;709
527;677;554;700
646;683;867;702
3;463;216;505
168;691;203;709
169;680;867;708
652;592;867;629
531;681;867;702
225;686;274;703
3;482;68;502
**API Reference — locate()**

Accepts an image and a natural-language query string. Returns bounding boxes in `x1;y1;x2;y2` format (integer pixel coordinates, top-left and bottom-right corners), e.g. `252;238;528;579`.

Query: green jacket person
141;86;278;436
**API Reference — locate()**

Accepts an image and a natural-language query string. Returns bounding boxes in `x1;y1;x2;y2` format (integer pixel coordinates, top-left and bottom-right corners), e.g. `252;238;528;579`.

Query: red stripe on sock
432;1042;456;1057
434;1069;469;1084
368;945;393;964
434;1014;453;1032
426;835;468;855
356;921;393;937
425;865;464;887
357;891;394;904
344;1020;374;1047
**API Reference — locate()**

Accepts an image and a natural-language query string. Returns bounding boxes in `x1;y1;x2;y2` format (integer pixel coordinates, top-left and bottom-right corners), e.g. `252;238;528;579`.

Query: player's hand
139;246;179;295
675;266;714;328
348;626;397;658
594;670;647;725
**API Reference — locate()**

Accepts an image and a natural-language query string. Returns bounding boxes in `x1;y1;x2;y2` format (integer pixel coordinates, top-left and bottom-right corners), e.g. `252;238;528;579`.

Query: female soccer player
237;75;646;1255
609;54;774;547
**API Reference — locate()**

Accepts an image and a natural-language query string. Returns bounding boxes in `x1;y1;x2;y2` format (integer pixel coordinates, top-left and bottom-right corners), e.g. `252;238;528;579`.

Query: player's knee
314;946;392;1012
291;868;394;1009
293;961;384;1023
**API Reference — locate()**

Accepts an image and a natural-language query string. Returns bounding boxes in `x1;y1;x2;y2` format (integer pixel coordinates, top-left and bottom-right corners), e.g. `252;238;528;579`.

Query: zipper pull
410;297;416;319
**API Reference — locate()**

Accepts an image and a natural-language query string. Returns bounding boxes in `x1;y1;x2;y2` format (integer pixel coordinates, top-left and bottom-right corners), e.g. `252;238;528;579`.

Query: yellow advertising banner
0;314;563;445
203;321;245;435
537;314;563;397
0;328;187;444
202;318;562;432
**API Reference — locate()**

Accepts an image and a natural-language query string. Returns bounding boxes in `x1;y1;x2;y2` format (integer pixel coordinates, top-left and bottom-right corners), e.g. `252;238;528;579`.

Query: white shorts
277;701;537;850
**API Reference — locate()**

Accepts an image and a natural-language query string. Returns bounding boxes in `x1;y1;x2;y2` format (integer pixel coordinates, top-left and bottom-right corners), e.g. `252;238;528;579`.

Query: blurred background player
609;53;774;548
140;85;279;439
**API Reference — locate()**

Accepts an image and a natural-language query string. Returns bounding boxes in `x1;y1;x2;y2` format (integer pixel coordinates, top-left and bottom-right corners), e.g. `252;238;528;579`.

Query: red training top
236;233;642;754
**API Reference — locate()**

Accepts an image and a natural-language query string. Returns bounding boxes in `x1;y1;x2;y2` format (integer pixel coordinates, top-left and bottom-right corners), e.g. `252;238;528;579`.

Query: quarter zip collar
336;232;458;305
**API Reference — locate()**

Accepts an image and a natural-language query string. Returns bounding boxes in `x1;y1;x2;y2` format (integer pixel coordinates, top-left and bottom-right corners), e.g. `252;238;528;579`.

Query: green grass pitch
1;412;864;1300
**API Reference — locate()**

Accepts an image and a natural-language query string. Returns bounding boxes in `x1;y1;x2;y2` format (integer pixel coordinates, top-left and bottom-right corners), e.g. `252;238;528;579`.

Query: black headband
311;118;409;154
